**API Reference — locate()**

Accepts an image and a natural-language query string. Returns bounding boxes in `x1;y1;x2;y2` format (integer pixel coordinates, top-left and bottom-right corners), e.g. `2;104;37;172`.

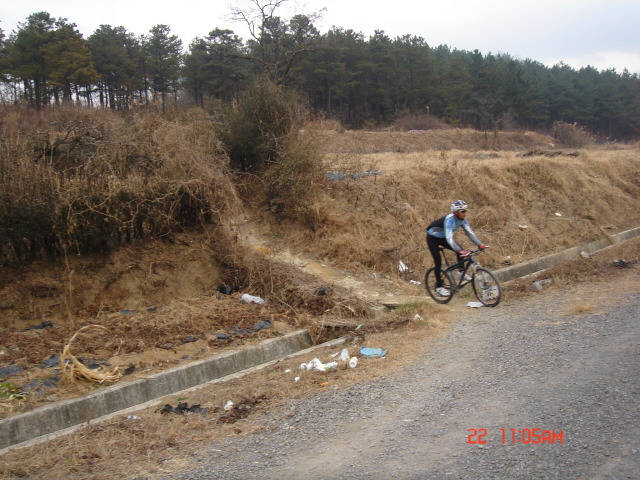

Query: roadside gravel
168;276;640;480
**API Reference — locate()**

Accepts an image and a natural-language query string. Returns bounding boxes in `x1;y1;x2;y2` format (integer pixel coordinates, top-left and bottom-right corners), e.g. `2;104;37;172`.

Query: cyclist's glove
457;250;470;257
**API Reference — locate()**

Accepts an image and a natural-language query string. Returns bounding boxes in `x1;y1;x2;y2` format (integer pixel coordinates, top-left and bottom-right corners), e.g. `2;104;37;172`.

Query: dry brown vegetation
1;104;640;478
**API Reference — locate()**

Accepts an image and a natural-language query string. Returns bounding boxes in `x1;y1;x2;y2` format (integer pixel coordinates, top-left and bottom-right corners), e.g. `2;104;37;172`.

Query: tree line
1;9;640;139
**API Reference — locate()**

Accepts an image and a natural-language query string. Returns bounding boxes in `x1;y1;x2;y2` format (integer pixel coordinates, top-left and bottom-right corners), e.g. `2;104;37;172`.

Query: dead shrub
552;121;593;147
264;131;325;227
220;78;309;173
0;105;240;265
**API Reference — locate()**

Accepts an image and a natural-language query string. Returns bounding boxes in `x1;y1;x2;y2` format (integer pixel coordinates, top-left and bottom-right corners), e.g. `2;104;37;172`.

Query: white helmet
450;200;468;212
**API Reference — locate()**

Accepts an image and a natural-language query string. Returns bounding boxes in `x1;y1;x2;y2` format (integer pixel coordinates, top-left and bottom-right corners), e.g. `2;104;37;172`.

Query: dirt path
168;269;640;480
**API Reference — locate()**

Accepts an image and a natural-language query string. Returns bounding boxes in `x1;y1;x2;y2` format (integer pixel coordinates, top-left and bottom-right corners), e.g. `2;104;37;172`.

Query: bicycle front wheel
425;267;455;304
472;267;501;307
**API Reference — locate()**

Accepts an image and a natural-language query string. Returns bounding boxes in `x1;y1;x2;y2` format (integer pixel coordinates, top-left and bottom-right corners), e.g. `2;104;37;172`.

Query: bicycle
425;246;502;306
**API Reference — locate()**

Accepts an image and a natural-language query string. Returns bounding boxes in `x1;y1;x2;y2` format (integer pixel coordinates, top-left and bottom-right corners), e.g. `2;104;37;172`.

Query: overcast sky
2;0;639;74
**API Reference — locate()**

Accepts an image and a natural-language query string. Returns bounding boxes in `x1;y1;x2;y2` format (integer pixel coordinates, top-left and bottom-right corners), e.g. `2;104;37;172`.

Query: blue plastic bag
359;347;387;357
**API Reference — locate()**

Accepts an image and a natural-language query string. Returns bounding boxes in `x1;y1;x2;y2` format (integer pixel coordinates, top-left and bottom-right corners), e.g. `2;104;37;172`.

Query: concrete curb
0;330;312;451
494;227;640;283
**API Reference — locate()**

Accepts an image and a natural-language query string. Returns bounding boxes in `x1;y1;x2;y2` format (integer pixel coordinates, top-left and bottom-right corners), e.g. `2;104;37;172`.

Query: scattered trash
613;259;636;268
533;278;553;291
121;309;135;315
316;286;330;296
160;402;206;415
300;358;339;372
216;333;231;340
409;280;421;285
294;376;300;382
126;415;141;420
555;212;562;217
466;301;484;308
223;400;234;411
503;255;512;265
580;251;591;258
325;170;382;181
413;314;424;322
147;307;157;313
20;377;58;396
360;347;387;358
349;357;358;368
24;321;53;331
397;261;408;273
355;324;363;330
518;225;528;229
339;348;350;362
217;284;234;295
217;395;266;423
41;354;61;368
253;319;272;331
0;365;22;377
240;294;266;304
284;369;291;373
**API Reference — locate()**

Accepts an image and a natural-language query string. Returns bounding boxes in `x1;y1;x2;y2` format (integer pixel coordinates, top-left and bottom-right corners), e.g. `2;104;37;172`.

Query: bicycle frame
439;247;483;291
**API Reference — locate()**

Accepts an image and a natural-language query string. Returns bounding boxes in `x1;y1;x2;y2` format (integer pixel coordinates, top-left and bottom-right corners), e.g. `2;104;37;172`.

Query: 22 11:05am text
467;428;564;445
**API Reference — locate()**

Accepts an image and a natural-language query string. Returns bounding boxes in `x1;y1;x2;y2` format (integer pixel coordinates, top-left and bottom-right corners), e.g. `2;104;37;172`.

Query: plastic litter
24;321;53;331
397;261;408;273
294;376;300;382
360;347;387;358
466;301;484;308
300;358;341;372
240;294;266;304
533;278;553;291
126;415;141;420
409;280;421;285
349;357;358;368
325;170;382;181
613;259;635;268
253;319;272;331
217;284;234;295
223;400;234;411
160;402;206;415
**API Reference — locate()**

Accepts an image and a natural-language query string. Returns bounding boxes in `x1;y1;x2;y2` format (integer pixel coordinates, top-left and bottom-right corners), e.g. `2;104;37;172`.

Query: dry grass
275;144;640;283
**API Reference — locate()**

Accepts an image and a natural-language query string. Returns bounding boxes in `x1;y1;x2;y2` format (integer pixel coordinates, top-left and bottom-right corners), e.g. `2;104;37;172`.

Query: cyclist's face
455;210;467;219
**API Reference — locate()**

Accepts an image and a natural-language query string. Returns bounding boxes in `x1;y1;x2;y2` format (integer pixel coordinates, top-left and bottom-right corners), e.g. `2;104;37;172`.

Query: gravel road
169;280;640;480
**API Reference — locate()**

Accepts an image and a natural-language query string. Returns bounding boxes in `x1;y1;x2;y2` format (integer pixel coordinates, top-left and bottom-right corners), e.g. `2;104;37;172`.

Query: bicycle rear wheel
425;267;455;304
472;267;501;307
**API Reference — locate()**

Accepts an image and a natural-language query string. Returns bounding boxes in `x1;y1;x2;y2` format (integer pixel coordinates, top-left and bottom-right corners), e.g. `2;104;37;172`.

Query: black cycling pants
427;234;460;288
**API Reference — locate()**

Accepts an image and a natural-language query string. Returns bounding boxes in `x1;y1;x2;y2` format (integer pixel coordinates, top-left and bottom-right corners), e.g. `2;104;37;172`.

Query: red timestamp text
467;428;564;445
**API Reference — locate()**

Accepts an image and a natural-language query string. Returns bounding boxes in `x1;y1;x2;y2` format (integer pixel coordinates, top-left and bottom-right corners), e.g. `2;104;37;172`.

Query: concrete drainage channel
2;226;639;453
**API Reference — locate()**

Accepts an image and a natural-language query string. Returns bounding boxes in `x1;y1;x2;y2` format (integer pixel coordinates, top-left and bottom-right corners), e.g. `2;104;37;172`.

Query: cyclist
426;200;487;296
